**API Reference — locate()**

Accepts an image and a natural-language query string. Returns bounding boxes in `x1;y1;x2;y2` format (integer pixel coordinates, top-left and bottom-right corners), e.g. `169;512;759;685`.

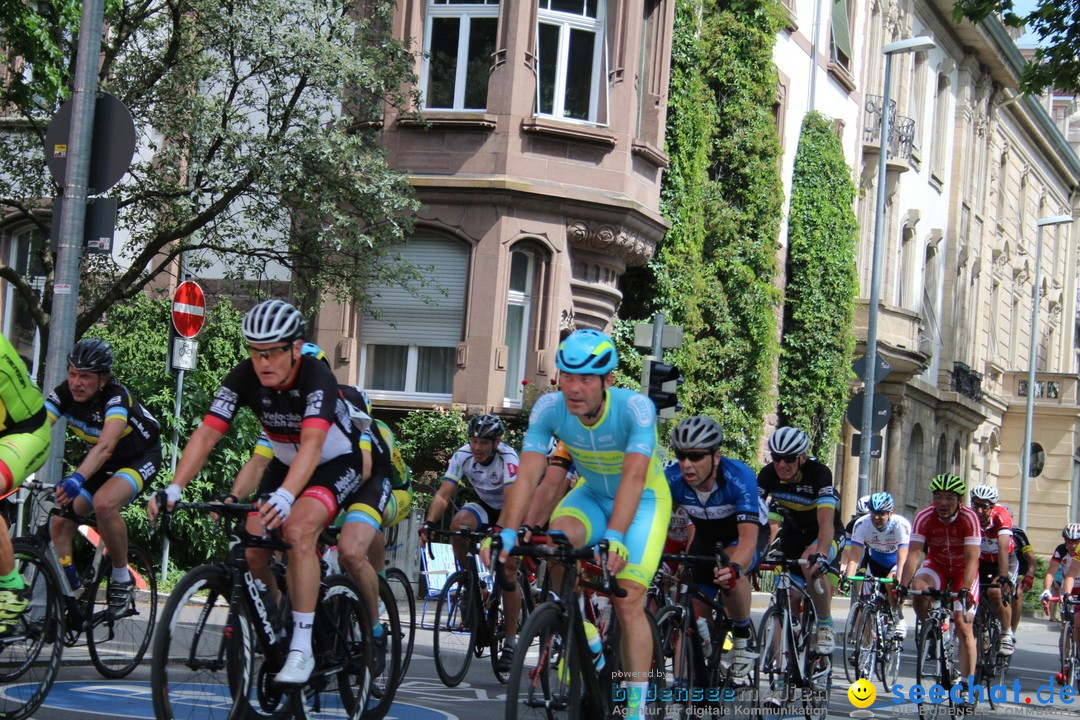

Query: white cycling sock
290;612;315;655
111;565;131;583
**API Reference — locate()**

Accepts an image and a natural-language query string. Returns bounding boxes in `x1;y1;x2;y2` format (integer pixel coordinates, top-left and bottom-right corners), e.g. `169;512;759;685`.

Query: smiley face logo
848;678;876;708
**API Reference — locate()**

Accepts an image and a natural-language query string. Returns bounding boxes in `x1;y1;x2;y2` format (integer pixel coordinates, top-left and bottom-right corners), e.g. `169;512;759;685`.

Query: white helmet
855;495;871;516
970;484;999;504
768;427;810;457
243;300;305;344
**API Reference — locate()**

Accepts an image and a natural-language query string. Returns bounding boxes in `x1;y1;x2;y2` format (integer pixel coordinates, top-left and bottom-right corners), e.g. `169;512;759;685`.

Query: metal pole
1020;214;1073;528
857;51;894;499
39;0;106;487
160;367;183;584
651;312;666;358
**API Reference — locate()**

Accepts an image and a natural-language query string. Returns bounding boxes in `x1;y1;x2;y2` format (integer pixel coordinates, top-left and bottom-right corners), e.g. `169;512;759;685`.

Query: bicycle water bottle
59;555;79;594
584;620;605;671
695;617;713;656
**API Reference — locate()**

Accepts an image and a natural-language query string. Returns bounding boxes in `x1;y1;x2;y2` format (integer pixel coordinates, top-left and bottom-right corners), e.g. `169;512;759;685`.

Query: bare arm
230;452;271;501
899;540;925;587
524;462;571;529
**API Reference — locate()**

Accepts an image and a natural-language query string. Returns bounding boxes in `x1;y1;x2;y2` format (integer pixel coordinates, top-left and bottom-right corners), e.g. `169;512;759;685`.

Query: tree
0;0;421;369
953;0;1080;94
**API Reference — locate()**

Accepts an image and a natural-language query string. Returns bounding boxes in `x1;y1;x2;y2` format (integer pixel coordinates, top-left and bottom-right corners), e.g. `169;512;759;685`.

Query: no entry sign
172;281;206;338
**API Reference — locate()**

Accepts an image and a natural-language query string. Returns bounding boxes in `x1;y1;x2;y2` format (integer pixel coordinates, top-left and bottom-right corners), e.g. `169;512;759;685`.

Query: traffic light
644;358;683;419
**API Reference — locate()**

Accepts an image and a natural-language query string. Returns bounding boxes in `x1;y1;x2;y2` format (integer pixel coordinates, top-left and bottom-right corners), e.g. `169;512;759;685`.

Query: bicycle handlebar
509;533;628;599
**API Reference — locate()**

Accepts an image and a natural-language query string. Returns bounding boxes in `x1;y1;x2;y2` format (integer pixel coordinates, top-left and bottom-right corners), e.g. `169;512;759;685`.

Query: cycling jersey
204;356;354;465
977;504;1015;562
910;505;981;573
522;388;672;587
442;441;519;509
665;457;769;540
1010;527;1033;575
47;378;160;461
849;514;911;569
666;504;692;547
0;334;45;434
757;458;842;554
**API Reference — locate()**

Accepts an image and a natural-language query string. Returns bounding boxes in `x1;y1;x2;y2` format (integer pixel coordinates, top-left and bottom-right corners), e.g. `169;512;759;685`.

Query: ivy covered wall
777;111;859;455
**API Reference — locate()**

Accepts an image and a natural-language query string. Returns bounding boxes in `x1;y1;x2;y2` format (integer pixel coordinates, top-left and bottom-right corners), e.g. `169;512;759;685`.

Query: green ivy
777;111;859;454
623;0;785;464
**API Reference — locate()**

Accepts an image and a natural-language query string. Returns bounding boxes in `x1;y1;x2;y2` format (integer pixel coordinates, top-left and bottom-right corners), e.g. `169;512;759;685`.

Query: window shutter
831;0;852;61
363;236;469;345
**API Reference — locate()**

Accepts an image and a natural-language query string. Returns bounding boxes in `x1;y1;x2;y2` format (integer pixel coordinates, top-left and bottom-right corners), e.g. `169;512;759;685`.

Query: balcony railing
952;361;984;402
864;94;915;161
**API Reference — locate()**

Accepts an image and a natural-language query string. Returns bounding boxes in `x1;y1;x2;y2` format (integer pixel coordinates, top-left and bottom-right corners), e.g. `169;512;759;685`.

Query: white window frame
420;0;500;111
503;249;536;407
535;0;608;125
4;226;44;376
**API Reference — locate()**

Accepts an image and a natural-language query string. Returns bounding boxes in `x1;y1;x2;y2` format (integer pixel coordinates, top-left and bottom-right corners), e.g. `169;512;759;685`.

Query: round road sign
172;281;206;338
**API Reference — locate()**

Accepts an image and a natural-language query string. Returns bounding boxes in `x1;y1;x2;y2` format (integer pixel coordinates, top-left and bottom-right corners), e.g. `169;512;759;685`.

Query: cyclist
1049;524;1080;680
1042;524;1080;622
841;491;910;639
898;473;980;710
665;416;768;679
418;413;522;672
757;426;842;655
0;333;50;633
492;328;671;719
48;338;162;620
838;495;871;574
969;484;1016;655
148;299;364;685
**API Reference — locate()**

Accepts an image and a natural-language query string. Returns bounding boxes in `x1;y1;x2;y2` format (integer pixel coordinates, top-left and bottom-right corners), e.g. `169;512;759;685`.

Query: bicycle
0;537;65;720
654;546;759;718
1048;594;1080;685
906;587;969;719
428;527;533;685
382;564;415;683
972;581;1010;703
754;553;834;720
150;500;373;720
17;478;156;678
840;574;901;689
505;532;666;720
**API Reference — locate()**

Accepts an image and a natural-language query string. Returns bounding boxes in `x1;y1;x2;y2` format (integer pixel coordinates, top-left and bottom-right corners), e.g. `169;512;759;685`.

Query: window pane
368;345;407;391
417;346;455;393
426;17;461;109
537;23;559;115
503;304;526;398
550;0;585;14
464;17;497;109
563;28;595;120
509;251;530;292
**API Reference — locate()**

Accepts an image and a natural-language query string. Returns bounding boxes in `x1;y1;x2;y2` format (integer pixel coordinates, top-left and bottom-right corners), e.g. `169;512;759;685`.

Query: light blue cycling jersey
522;388;667;496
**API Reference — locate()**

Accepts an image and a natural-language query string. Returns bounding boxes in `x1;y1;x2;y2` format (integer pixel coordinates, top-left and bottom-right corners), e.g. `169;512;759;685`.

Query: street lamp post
858;36;936;499
1018;214;1073;528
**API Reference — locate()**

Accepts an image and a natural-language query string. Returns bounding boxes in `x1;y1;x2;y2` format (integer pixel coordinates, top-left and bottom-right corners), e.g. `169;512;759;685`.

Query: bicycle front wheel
86;542;157;678
367;573;402;720
384;566;416;684
851;606;878;683
842;604;864;683
506;602;578;720
915;619;952;720
0;540;65;720
433;570;475;687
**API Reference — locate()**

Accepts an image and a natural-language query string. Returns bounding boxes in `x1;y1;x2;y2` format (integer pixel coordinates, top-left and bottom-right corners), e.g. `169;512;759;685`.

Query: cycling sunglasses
674;450;710;462
771;453;801;464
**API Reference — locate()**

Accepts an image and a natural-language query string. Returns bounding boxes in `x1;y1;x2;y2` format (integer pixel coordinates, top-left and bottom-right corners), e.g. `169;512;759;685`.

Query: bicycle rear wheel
433;570;475;687
505;602;577;720
366;573;402;720
490;569;531;684
295;575;372;720
384;566;415;684
973;607;999;709
654;605;697;719
0;540;65;720
86;542;157;678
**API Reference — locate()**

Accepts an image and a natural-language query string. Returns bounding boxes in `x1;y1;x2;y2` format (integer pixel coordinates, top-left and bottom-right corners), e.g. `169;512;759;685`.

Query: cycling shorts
461;497;502;531
0;420;50;499
915;557;979;615
977;556;1019;586
80;446;163;506
866;557;896;579
551;479;672;588
260;453;363;523
381;488;414;529
691;526;769;598
343;476;392;531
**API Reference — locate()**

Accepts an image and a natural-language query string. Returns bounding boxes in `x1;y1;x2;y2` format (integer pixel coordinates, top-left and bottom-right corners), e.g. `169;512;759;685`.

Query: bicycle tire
973;605;999;709
86;541;157;678
1065;621;1078;687
603;610;665;719
756;605;785;709
842;603;864;684
0;540;65;720
490;569;531;684
712;619;759;716
383;566;416;684
878;611;901;690
851;606;877;683
433;570;475;686
366;573;402;720
653;605;697;719
505;602;577;720
294;574;372;720
150;564;276;720
915;618;951;720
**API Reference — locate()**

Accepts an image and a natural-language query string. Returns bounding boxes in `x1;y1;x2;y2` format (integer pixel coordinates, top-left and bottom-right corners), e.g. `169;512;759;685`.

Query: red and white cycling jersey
910;505;981;573
977;504;1015;562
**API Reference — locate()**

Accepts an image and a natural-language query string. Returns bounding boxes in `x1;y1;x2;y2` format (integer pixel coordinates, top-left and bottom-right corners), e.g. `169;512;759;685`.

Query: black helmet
68;338;114;374
468;414;504;440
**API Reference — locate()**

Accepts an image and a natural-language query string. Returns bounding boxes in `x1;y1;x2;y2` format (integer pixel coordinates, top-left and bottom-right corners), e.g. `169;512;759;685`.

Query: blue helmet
301;342;328;364
555;329;618;375
869;492;894;513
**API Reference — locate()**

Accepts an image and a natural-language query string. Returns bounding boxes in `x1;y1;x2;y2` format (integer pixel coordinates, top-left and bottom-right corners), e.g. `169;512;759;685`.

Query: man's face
772;452;803;481
932;491;961;520
972;499;995;525
559;373;609;420
66;367;105;402
1067;538;1080;554
248;341;299;388
676;448;719;489
871;510;891;531
469;436;496;464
